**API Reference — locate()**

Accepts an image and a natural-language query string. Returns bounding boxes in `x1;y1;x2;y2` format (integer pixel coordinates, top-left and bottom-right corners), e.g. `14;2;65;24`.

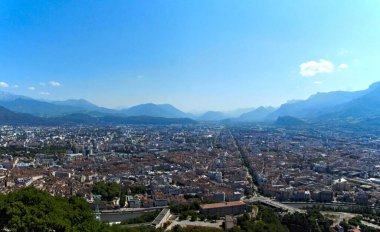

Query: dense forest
0;188;105;231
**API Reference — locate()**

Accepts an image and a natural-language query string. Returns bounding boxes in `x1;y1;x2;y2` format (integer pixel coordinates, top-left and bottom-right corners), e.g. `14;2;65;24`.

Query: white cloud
49;81;61;87
0;82;9;88
313;81;323;85
13;85;19;88
299;59;334;77
28;86;36;91
338;63;349;70
39;92;50;95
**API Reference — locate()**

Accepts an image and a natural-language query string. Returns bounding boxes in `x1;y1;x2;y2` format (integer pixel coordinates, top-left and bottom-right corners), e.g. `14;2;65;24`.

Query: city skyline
1;1;380;111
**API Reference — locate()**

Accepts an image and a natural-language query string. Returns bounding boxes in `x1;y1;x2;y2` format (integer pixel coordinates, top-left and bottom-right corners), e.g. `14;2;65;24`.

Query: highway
245;196;305;213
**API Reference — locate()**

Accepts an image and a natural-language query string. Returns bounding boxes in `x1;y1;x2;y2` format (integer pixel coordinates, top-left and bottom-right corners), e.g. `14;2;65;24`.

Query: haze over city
1;1;380;111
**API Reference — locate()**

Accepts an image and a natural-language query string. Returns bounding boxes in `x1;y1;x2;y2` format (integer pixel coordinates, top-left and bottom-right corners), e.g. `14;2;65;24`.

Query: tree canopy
93;182;121;201
0;187;105;231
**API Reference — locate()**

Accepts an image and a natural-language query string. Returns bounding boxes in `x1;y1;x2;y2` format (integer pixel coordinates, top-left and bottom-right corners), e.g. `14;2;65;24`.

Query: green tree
237;205;288;232
129;184;147;195
93;182;121;201
120;190;126;207
0;187;104;231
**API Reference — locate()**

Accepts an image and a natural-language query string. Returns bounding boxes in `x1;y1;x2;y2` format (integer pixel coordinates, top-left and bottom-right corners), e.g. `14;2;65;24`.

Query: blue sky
0;0;379;111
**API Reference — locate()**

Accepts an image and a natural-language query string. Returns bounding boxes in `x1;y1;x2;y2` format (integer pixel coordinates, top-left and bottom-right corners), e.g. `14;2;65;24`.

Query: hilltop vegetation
0;188;105;231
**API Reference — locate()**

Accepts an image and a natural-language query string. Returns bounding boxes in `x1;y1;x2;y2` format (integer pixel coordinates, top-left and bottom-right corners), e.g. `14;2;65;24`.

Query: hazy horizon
0;80;378;113
1;1;380;111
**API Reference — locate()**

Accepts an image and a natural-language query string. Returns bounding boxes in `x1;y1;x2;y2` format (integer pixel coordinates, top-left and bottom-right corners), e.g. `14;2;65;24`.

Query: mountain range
265;81;380;121
0;106;195;126
1;81;380;126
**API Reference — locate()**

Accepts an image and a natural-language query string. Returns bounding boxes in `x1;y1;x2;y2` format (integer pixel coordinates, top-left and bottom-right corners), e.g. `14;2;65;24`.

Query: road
227;127;258;194
227;128;303;214
361;220;380;230
99;206;167;213
245;196;305;213
166;218;223;231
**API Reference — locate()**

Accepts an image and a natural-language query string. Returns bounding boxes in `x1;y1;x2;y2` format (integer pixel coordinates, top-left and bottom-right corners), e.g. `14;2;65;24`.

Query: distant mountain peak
198;111;227;121
0;91;30;101
238;106;275;122
54;99;97;107
121;103;189;118
369;81;380;90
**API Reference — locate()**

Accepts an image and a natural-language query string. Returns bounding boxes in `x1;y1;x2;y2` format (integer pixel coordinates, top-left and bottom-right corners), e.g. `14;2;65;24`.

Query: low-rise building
200;201;246;217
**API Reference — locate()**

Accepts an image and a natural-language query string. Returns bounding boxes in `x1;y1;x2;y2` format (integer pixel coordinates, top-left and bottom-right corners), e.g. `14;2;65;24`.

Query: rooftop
200;201;245;209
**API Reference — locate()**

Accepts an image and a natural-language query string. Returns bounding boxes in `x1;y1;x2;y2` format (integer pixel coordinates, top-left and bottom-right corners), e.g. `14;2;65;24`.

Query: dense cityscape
1;123;380;231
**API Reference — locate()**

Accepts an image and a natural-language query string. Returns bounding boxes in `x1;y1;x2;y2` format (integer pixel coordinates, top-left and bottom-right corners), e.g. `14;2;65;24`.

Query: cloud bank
299;59;334;77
